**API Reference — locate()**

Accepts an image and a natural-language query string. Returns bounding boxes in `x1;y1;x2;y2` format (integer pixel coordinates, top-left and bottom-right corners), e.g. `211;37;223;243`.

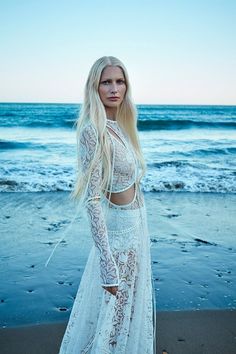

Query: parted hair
70;56;146;203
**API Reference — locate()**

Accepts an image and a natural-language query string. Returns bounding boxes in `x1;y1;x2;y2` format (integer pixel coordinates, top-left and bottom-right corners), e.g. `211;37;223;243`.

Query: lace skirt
58;189;156;354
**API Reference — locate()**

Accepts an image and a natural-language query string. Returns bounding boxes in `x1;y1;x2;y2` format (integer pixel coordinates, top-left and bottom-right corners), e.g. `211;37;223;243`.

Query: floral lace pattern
58;121;155;354
79;123;120;286
105;119;137;193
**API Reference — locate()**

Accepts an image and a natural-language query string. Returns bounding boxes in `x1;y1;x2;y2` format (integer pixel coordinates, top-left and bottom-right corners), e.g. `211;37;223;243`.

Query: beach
0;191;236;353
1;0;236;348
0;310;235;354
0;103;236;352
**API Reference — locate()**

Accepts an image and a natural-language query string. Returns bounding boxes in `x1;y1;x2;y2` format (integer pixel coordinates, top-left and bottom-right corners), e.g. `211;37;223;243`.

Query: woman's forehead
101;66;125;78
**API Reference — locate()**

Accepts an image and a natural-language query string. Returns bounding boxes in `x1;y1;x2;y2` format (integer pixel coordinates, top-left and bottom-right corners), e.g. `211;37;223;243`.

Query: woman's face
98;66;127;117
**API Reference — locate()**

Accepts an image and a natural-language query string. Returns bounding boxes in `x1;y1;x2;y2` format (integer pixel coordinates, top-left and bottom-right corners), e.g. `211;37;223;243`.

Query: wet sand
0;191;236;352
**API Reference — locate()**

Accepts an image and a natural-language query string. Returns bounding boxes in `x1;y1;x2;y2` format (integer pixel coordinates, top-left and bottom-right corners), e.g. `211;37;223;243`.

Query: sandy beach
0;191;236;353
0;310;236;354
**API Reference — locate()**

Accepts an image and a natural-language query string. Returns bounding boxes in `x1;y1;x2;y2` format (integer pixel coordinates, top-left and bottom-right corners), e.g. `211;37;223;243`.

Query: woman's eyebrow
101;77;125;81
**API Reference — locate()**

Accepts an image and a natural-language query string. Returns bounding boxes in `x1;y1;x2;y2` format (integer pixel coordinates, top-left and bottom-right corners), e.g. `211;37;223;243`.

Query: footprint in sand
46;219;70;231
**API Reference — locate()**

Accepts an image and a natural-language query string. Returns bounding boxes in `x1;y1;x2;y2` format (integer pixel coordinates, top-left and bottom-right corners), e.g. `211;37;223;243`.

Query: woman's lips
108;97;119;101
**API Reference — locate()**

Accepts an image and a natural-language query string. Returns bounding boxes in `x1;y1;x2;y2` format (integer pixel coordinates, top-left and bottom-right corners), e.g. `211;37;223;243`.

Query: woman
58;56;156;353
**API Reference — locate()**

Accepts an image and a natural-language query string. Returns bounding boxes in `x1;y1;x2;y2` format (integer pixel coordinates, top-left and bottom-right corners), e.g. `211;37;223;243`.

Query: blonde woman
58;56;156;353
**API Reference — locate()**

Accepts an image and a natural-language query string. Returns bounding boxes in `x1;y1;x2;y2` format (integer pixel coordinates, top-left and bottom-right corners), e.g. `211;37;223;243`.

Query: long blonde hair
70;56;146;204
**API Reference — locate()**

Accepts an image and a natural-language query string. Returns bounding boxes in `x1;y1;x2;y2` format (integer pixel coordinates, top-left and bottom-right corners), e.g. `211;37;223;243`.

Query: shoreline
0;310;235;354
0;191;235;328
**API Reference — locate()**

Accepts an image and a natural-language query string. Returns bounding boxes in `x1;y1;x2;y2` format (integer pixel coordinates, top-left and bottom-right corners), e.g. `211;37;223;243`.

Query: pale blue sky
0;0;235;104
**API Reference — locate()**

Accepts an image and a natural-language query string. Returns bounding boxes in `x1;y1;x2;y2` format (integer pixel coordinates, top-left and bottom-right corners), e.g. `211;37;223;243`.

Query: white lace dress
58;119;156;354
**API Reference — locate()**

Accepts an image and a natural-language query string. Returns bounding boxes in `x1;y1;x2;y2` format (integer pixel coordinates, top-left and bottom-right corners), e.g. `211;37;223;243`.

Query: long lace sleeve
79;124;120;287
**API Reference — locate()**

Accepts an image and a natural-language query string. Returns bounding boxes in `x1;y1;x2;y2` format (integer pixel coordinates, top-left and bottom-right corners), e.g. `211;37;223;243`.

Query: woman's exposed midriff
105;183;136;206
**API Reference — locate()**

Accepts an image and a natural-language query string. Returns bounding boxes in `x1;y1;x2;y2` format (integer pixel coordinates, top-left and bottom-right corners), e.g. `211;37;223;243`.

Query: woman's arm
79;123;119;288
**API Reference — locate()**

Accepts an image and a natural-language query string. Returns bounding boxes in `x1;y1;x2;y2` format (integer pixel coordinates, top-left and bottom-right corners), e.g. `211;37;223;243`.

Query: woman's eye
101;80;110;85
117;79;125;84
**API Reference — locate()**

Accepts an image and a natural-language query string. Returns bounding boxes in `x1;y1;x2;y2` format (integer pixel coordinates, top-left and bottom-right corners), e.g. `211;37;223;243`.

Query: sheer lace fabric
105;119;137;193
59;120;155;354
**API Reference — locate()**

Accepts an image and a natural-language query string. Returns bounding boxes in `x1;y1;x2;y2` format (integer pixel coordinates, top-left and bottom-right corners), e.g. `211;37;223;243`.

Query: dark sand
0;310;236;354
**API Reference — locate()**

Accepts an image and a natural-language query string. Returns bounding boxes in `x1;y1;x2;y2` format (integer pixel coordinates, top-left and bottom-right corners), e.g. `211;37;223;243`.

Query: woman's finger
102;285;118;296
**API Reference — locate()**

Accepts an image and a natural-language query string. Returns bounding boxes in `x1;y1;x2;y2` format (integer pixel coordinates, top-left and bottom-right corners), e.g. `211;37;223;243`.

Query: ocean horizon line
0;101;236;107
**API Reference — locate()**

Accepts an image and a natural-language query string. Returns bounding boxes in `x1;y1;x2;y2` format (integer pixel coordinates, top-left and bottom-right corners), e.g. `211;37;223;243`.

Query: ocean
0;103;235;194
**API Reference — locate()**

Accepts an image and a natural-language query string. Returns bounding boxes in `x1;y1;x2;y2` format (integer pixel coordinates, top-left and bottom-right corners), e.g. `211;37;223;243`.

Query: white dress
59;119;156;354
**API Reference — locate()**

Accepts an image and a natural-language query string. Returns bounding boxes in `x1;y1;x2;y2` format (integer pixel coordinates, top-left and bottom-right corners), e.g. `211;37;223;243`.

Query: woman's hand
102;285;118;296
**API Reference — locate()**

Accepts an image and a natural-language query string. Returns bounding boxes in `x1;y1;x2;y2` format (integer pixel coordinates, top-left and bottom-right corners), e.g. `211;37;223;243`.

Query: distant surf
0;103;235;193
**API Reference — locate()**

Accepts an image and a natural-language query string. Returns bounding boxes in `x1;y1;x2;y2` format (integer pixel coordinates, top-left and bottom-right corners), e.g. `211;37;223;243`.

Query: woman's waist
105;183;135;204
105;175;136;193
102;192;146;230
102;182;144;209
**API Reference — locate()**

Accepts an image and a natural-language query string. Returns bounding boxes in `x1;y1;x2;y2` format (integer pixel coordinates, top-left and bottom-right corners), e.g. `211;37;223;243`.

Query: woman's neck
105;107;117;121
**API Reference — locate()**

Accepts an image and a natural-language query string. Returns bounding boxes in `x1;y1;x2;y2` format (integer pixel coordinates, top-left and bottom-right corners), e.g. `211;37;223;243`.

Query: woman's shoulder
80;122;98;142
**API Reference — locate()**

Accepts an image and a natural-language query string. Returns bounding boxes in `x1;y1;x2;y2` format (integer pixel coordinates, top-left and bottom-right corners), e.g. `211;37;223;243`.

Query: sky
0;0;235;105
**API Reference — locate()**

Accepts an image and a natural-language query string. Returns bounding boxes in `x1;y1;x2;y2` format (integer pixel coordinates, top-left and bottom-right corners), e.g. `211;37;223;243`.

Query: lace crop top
79;119;139;287
105;119;137;192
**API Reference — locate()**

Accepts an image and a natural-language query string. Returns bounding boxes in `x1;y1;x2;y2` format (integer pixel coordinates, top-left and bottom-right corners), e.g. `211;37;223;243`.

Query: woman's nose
110;83;118;93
